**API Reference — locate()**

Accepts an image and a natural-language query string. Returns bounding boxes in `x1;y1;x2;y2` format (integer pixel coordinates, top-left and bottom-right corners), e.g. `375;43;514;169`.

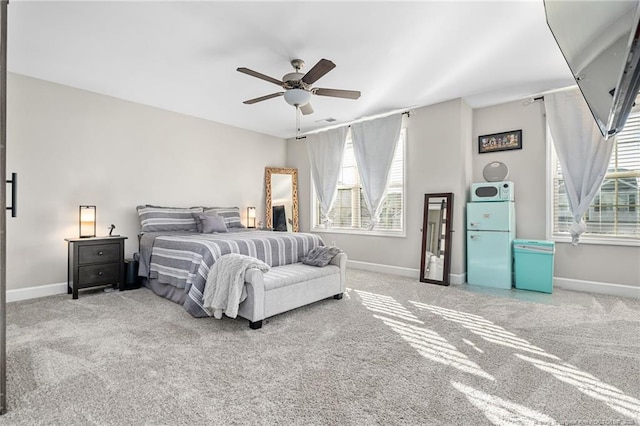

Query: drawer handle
98;271;103;276
98;251;104;256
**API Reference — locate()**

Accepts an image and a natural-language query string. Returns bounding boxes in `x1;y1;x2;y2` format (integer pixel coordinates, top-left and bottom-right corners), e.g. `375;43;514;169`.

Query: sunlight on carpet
350;287;640;425
515;354;640;422
355;289;423;323
373;314;495;381
411;301;560;360
451;381;560;425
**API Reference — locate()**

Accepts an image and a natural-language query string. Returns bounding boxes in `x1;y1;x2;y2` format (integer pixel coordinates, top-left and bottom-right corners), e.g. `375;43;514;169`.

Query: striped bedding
145;231;325;317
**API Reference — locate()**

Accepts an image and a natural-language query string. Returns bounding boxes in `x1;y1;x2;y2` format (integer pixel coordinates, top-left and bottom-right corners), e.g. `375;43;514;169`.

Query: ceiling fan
237;58;361;115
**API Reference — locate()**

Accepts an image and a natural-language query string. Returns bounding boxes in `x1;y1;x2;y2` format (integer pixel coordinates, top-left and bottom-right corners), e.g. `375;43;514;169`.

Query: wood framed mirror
265;167;299;232
420;193;454;286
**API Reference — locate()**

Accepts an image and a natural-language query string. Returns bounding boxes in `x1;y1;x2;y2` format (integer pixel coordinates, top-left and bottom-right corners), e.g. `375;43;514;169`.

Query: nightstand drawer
78;263;119;286
78;243;120;264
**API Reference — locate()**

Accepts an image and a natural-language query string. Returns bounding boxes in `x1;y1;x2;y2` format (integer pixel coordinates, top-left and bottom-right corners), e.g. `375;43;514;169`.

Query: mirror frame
420;192;454;286
265;167;299;232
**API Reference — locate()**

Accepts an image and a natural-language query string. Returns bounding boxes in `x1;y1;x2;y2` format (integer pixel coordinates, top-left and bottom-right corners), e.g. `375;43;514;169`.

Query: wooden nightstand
65;236;127;299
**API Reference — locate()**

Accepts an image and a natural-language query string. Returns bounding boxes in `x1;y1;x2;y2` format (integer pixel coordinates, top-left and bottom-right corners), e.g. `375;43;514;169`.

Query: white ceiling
8;1;574;139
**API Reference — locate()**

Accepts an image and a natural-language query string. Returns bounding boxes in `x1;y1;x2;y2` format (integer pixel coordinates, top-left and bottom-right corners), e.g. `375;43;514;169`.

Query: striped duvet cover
146;231;325;317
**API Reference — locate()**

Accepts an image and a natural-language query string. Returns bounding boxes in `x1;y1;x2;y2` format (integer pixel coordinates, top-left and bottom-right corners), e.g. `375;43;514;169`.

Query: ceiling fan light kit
284;88;311;107
237;58;361;117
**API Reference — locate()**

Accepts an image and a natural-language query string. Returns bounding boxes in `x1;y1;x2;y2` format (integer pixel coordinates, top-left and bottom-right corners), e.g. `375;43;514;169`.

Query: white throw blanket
202;253;270;319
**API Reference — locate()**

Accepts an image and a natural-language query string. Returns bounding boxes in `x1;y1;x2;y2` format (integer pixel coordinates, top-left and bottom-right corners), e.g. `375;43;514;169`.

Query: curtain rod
525;85;579;105
523;95;545;107
295;110;412;140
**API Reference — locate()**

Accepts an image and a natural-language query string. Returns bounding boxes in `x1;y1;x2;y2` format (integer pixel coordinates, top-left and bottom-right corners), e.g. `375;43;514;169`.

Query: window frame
311;128;407;238
546;125;640;247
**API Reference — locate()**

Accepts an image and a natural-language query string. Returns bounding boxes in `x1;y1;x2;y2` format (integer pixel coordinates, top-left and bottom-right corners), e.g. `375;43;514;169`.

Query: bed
135;205;347;325
138;229;326;318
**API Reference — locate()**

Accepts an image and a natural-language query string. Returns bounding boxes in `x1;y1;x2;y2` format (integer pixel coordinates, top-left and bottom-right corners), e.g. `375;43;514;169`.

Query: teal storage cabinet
513;240;555;293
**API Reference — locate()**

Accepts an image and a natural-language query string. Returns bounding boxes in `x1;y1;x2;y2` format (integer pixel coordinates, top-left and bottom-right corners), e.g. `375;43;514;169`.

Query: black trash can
123;258;141;290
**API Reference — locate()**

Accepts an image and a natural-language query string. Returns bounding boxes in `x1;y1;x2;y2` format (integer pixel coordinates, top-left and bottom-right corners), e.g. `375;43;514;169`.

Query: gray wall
473;101;547;239
290;96;640;289
7;72;637;292
6;73;286;291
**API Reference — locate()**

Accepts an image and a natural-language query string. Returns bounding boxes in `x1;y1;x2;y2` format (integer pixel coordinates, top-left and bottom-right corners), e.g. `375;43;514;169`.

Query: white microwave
471;181;514;202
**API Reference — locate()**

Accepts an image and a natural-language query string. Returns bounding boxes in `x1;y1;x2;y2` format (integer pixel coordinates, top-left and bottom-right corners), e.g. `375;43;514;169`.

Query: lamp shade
247;207;256;228
79;205;96;238
283;89;311;107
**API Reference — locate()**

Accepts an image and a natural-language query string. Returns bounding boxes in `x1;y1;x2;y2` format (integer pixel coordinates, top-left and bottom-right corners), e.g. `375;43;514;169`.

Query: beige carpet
2;269;640;425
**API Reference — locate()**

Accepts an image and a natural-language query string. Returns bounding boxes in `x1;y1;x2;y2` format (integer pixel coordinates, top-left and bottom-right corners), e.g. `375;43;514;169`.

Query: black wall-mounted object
544;0;640;138
5;172;15;217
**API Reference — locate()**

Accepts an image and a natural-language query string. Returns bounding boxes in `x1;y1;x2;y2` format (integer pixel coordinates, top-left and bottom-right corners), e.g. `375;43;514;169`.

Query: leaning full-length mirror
265;167;299;232
420;193;453;285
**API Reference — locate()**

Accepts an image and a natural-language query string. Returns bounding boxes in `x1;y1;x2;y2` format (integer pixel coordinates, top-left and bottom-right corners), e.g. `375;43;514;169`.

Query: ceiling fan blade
301;59;336;85
300;103;314;115
313;88;361;100
243;92;284;104
237;67;283;86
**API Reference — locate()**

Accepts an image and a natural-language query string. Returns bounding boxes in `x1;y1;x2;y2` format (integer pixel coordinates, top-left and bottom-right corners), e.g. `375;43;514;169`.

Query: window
550;109;640;242
313;129;405;234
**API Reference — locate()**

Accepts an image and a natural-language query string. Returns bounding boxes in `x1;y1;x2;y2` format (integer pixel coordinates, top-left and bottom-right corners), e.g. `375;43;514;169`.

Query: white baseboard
450;272;466;286
8;273;637;304
554;277;640;299
7;282;68;303
347;260;419;278
346;260;466;285
345;260;638;299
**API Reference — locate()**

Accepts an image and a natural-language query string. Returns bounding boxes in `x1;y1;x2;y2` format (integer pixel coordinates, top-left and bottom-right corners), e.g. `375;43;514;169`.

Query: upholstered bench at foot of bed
237;252;347;329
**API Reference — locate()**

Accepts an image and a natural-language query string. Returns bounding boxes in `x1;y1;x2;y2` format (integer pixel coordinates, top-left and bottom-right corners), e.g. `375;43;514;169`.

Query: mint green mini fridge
513;240;555;293
467;202;516;289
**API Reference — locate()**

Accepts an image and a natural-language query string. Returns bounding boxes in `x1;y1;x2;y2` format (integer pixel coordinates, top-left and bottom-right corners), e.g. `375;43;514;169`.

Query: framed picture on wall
478;129;522;153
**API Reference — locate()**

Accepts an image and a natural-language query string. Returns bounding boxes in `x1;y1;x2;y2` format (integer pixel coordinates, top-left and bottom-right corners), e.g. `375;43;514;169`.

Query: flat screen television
544;0;640;138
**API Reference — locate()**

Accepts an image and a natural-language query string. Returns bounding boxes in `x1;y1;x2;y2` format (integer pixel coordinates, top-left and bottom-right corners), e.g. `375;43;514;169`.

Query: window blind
552;110;640;239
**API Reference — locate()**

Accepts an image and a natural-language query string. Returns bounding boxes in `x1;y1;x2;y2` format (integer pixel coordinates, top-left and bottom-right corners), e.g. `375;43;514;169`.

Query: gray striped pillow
302;246;342;267
137;205;203;232
205;207;245;229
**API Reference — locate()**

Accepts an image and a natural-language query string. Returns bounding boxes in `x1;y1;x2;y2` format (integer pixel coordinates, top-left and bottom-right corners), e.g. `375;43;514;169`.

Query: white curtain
546;89;614;245
306;126;348;227
351;114;403;230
